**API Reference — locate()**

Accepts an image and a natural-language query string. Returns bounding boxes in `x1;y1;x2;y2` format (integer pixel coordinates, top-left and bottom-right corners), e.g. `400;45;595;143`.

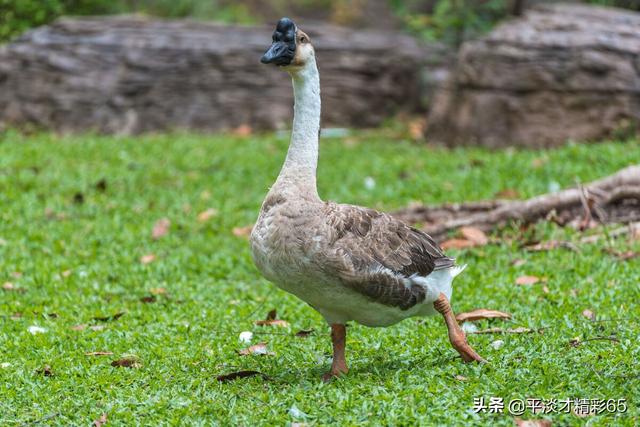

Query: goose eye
299;36;307;43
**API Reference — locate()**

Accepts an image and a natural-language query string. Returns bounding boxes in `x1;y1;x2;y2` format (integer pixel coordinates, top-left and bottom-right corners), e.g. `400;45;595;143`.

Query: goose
250;17;484;381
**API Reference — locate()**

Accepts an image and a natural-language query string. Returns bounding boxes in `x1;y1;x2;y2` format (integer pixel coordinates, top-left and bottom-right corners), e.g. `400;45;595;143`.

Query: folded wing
321;203;455;310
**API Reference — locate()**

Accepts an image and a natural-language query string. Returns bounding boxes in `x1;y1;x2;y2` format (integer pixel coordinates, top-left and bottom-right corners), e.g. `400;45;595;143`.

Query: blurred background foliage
1;0;639;43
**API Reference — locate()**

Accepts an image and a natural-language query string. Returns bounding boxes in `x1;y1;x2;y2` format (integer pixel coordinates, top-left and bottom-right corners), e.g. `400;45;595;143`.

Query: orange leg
322;323;349;381
433;293;485;363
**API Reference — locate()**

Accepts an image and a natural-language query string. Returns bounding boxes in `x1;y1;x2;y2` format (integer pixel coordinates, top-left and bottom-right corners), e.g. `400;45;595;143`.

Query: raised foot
452;334;486;363
433;292;487;364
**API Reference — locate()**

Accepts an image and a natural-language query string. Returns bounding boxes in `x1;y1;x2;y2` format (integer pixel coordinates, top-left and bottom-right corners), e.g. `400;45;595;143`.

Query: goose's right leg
433;293;485;363
322;323;349;381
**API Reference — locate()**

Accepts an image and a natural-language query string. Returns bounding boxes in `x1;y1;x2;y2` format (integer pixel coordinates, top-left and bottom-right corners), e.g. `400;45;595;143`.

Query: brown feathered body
250;184;464;327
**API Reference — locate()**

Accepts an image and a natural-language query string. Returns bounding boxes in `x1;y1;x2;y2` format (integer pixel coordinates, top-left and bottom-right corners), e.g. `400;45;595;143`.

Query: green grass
0;130;639;426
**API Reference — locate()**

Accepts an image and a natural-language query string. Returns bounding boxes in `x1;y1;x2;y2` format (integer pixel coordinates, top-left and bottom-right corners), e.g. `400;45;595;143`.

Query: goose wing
322;202;454;310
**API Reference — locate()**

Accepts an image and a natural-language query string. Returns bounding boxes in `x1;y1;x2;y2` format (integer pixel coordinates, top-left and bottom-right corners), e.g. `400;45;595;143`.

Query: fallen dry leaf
232;124;253;137
460;226;488;246
408;118;426;140
44;207;67;220
92;312;125;322
255;319;289;327
197;208;218;222
232;225;253;238
140;254;156;265
455;375;468;381
531;157;548;169
71;324;87;331
140;295;157;304
111;356;142;368
216;370;268;382
89;325;106;331
295;329;314;338
151;218;171;239
525;240;577;252
471;327;533;335
582;309;595;321
441;227;489;250
495;188;521;199
511;258;527;267
2;282;24;292
455;309;512;323
36;365;53;376
542;285;550;294
62;269;72;278
85;351;114;356
255;309;289;327
440;238;476;250
238;342;274;356
93;413;108;427
149;287;167;295
514;418;551;427
516;275;541;285
607;249;639;261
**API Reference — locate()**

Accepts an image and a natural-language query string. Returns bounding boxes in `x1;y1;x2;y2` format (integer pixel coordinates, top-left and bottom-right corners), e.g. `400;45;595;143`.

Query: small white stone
28;325;47;335
288;404;307;419
364;176;376;190
238;331;253;344
461;322;477;333
491;339;504;350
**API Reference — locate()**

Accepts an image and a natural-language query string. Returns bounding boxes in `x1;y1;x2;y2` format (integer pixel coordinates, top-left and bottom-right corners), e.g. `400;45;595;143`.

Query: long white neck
275;58;321;197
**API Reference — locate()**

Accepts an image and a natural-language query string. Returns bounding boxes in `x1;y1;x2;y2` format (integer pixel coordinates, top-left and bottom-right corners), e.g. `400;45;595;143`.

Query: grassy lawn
0;130;638;426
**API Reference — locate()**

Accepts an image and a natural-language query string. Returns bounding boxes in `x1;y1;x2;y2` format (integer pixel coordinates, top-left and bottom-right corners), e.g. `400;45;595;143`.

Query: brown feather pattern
322;202;454;310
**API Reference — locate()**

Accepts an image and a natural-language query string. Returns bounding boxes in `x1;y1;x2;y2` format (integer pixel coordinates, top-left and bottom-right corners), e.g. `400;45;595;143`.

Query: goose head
261;17;314;71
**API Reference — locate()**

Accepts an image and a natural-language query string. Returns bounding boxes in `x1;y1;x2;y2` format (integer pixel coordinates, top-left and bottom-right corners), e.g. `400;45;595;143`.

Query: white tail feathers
449;264;467;278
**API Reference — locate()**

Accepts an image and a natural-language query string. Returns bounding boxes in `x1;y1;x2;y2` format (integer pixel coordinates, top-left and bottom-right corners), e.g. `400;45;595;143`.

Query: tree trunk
393;165;640;240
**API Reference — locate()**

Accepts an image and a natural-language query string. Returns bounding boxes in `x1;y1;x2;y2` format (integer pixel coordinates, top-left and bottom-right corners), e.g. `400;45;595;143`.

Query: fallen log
393;165;640;240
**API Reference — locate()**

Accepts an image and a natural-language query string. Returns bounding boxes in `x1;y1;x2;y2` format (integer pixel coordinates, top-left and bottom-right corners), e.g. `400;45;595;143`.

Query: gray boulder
426;3;640;148
0;17;449;134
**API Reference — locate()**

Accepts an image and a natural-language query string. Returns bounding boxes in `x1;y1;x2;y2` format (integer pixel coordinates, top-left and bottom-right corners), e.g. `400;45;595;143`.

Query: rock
0;16;449;134
426;3;640;148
